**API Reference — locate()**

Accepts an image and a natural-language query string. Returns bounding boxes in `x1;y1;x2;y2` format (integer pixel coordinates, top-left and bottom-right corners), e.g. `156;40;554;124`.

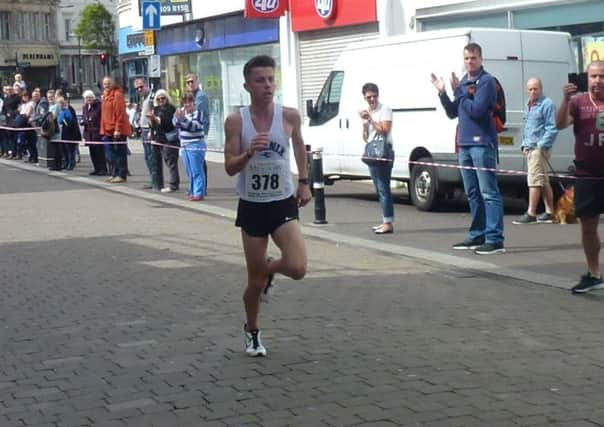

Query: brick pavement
2;165;604;426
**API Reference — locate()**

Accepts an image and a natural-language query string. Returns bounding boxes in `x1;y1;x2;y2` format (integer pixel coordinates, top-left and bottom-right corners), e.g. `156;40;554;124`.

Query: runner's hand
297;184;312;207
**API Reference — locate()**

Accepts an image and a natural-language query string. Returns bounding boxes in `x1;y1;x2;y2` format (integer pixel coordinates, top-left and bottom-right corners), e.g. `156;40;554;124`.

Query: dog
554;186;577;224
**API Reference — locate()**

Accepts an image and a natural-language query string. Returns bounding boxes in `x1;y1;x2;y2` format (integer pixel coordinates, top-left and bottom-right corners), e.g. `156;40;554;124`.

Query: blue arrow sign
142;1;161;30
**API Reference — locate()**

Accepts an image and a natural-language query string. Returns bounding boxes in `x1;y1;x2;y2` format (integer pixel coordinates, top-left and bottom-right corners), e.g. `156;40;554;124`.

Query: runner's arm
288;108;312;207
224;113;249;176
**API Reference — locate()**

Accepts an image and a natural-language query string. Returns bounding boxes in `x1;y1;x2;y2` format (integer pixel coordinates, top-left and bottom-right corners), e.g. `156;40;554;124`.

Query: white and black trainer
244;327;267;357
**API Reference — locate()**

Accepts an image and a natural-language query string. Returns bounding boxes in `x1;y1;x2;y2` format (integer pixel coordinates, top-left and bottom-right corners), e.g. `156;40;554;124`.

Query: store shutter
298;22;379;113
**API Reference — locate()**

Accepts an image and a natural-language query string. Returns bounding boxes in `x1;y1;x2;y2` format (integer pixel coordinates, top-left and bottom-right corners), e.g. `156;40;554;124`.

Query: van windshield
309;71;344;126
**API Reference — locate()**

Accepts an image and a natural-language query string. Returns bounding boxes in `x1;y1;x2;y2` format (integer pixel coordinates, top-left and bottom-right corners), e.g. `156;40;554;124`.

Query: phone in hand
568;73;588;92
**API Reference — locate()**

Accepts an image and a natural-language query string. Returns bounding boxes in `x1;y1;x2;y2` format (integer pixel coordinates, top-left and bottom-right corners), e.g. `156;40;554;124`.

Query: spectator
100;76;131;183
47;90;63;171
14;90;35;161
173;91;206;201
513;77;558;225
29;87;49;164
135;77;157;190
359;82;394;234
148;89;179;193
3;84;22;159
14;73;26;90
431;42;505;255
81;90;107;175
0;85;14;158
185;73;210;191
57;96;81;170
556;60;604;294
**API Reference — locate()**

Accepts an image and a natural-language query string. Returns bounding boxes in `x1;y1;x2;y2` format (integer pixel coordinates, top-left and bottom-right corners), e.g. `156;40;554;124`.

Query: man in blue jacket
513;77;558;225
431;42;505;255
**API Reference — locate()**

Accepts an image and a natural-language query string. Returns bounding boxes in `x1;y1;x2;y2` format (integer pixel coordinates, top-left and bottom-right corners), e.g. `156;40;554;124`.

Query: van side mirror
306;99;316;119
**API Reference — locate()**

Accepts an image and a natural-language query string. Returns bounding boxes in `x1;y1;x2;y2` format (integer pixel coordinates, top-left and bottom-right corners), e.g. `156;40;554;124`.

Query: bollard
311;148;328;224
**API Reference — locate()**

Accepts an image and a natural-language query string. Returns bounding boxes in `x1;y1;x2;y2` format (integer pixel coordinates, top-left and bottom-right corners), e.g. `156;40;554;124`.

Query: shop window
0;12;9;40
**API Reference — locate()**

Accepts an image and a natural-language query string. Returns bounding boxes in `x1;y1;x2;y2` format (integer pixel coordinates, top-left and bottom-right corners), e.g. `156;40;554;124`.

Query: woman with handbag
360;82;395;234
147;89;178;192
81;90;107;176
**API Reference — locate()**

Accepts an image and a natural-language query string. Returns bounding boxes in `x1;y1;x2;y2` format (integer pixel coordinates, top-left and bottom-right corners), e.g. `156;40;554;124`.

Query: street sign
142;1;161;30
149;55;160;78
144;45;155;56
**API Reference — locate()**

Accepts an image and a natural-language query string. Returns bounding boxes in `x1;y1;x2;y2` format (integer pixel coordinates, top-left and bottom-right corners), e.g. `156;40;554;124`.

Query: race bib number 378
246;161;284;200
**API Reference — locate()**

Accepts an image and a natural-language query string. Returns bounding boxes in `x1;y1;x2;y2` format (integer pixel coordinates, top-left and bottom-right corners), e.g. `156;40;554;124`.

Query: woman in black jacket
81;90;107;175
148;89;178;192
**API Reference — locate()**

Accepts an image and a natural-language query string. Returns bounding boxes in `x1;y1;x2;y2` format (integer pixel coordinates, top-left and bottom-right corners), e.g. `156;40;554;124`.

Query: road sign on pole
142;1;161;30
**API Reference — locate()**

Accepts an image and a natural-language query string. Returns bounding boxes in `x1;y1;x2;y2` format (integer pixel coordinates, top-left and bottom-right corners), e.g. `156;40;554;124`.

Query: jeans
110;136;128;179
369;162;394;223
142;129;153;183
63;142;76;170
162;144;180;190
458;145;504;244
181;141;206;197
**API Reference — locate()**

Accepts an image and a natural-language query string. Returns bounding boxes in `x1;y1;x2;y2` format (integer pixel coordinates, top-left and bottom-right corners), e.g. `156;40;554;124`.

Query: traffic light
99;52;107;65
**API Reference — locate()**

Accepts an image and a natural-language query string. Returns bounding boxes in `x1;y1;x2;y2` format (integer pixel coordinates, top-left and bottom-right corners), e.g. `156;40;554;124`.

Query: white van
303;28;576;210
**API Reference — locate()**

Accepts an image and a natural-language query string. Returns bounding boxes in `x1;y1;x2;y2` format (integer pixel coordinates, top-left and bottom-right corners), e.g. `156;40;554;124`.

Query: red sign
244;0;288;19
291;0;376;32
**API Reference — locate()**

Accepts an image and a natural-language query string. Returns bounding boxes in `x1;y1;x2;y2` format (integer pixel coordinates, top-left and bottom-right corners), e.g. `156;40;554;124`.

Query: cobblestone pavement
2;167;604;427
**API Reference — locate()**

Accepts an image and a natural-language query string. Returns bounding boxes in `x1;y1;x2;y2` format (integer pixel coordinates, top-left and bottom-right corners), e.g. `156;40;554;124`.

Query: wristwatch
298;178;310;185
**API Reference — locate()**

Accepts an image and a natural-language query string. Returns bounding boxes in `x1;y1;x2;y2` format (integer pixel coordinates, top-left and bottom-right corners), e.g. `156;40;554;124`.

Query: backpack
40;112;56;137
493;77;506;133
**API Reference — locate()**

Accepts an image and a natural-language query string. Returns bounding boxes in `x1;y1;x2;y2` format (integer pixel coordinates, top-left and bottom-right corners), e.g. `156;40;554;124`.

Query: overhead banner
138;0;191;15
244;0;288;19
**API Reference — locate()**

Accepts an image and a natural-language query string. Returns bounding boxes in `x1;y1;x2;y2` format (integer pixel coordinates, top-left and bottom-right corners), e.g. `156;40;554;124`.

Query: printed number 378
251;174;279;191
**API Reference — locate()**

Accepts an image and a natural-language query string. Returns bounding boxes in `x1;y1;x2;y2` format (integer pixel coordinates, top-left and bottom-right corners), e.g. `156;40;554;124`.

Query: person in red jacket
100;76;131;183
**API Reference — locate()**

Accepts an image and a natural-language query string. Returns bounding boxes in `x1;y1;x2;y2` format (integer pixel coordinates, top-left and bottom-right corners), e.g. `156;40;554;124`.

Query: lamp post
77;35;83;96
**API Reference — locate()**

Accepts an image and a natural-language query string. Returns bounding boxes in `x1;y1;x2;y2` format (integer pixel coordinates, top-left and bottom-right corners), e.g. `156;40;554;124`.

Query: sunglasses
186;80;195;84
156;96;166;100
135;86;144;90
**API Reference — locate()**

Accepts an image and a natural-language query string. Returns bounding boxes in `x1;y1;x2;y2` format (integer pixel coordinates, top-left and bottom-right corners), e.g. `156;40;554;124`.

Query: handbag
362;135;394;166
164;129;178;142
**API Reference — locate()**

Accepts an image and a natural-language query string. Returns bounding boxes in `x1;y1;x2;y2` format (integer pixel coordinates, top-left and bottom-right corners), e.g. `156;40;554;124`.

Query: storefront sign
16;49;58;66
120;27;146;55
291;0;376;32
244;0;288;19
138;0;191;16
314;0;336;19
144;30;155;47
583;36;604;70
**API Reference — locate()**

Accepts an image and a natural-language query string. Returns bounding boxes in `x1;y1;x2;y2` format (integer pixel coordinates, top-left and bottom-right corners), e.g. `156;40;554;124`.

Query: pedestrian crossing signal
99;53;107;65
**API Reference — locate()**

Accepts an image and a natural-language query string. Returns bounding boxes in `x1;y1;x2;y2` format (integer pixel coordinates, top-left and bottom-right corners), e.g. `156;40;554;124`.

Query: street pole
78;36;83;96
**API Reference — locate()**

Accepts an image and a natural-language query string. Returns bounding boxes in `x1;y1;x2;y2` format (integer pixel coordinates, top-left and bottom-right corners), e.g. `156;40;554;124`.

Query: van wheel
410;157;440;211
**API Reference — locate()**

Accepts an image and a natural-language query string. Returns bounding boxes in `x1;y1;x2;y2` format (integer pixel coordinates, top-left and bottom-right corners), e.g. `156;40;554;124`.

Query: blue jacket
194;89;210;135
521;96;558;150
439;68;497;148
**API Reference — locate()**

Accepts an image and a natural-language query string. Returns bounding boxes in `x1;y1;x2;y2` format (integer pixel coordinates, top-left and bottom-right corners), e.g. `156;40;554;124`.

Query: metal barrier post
311;148;328;224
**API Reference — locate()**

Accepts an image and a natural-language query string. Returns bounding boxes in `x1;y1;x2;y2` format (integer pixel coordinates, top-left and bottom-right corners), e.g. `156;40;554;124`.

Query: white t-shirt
367;102;393;144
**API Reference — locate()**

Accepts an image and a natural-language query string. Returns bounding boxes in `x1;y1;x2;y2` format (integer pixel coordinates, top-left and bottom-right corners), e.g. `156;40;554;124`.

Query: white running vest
236;104;294;202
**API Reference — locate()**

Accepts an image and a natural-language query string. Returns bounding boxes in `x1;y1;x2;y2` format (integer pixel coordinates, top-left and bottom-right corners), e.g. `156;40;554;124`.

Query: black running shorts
575;178;604;218
236;196;299;237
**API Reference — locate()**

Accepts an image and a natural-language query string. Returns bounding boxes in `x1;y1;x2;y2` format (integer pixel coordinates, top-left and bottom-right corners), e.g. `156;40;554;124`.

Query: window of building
65;18;72;41
0;12;9;40
15;14;24;40
162;43;281;150
42;13;51;41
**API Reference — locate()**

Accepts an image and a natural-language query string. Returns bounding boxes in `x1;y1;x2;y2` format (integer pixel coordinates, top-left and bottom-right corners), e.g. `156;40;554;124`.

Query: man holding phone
556;60;604;293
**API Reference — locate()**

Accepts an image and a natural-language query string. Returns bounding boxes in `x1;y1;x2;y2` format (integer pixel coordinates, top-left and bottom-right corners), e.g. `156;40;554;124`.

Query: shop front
288;0;380;113
415;0;604;71
0;46;59;90
156;13;280;151
118;26;148;101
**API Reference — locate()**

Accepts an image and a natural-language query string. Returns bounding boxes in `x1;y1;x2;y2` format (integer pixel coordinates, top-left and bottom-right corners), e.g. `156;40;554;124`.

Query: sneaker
571;273;604;294
474;242;505;255
244;327;267;357
452;236;485;250
537;212;554;223
512;212;537;225
110;177;126;183
160;187;174;193
261;257;274;303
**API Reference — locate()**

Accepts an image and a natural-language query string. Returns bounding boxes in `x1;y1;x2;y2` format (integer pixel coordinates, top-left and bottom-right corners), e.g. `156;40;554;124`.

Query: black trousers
88;144;107;173
162;144;180;190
